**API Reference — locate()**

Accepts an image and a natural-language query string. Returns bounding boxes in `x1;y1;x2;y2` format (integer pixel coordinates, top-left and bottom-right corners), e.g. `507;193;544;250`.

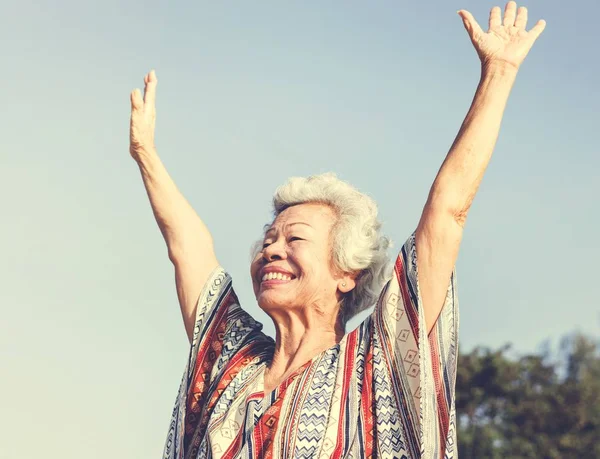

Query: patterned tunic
163;234;459;458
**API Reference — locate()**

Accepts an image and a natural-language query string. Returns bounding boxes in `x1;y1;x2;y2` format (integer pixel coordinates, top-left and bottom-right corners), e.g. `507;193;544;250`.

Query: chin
256;291;292;313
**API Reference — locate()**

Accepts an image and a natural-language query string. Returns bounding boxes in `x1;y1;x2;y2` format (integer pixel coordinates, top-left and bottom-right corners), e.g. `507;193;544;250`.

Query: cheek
295;249;334;286
309;247;332;275
250;259;261;289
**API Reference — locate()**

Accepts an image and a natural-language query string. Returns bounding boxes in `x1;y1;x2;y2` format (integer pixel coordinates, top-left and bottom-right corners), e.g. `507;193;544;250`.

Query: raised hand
130;70;157;162
458;1;546;70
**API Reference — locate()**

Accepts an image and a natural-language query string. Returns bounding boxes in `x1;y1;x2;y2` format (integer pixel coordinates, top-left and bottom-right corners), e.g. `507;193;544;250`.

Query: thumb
130;88;143;111
458;10;483;40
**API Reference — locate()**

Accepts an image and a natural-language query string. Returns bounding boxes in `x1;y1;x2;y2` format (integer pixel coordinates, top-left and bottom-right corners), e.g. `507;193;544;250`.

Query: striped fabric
163;233;459;458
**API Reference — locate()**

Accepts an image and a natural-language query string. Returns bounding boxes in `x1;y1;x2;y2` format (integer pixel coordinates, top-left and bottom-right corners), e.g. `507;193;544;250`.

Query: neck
264;305;344;392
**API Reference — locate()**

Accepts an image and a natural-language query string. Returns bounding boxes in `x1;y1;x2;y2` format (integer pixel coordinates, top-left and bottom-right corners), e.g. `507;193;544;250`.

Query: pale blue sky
1;0;598;457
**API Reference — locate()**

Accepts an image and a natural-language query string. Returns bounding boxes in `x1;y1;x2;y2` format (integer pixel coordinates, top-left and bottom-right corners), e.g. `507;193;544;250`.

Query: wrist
133;145;158;164
481;60;519;80
135;147;161;174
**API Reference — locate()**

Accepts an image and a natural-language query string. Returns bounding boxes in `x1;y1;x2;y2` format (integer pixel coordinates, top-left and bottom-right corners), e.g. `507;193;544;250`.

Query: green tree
456;333;600;458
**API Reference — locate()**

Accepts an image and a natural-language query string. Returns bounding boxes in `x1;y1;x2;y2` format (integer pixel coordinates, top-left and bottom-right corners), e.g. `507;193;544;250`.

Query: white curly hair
257;173;392;325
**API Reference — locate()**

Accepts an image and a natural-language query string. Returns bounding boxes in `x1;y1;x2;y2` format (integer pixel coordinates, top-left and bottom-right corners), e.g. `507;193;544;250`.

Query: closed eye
289;237;304;242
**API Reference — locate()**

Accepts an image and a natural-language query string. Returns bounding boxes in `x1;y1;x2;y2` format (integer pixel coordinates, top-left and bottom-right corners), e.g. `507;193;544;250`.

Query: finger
503;1;517;27
458;10;485;41
143;70;157;107
529;19;546;41
130;89;143;111
489;6;502;29
514;6;528;29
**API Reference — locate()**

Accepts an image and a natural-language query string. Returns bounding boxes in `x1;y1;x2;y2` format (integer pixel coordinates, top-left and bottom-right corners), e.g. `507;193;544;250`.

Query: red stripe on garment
331;330;357;457
394;255;420;345
221;389;266;459
199;340;261;434
249;360;312;459
361;342;375;459
428;326;449;457
184;292;232;448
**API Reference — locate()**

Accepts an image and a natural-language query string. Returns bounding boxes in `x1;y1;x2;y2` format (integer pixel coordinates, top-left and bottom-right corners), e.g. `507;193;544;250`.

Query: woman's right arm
130;70;219;343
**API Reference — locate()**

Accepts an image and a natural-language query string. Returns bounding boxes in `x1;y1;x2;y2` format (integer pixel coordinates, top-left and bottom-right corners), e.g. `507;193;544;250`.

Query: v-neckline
258;357;313;400
256;333;348;400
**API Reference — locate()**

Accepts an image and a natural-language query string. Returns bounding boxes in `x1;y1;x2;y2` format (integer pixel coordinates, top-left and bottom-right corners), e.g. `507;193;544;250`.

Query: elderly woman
129;3;545;458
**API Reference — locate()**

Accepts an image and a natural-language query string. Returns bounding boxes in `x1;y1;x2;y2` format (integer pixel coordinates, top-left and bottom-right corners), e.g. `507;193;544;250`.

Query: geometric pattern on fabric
163;233;459;459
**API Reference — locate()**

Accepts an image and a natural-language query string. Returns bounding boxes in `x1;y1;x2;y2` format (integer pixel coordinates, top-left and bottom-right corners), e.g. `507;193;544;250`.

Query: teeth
261;272;292;282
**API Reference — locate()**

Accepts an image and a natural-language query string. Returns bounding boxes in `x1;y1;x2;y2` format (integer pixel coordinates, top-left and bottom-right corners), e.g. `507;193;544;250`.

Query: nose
263;239;287;262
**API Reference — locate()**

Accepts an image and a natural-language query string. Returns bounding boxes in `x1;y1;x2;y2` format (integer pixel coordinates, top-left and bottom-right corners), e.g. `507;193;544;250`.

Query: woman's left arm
416;2;546;333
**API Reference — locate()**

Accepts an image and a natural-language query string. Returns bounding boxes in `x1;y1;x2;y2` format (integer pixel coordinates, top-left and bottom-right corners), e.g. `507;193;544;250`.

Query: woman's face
250;203;354;316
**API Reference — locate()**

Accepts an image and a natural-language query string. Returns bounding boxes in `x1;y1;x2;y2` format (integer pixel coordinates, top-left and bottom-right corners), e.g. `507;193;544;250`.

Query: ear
337;272;358;294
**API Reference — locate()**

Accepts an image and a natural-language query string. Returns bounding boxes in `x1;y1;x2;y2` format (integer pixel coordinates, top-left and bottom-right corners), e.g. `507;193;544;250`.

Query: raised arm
130;71;219;343
416;2;546;333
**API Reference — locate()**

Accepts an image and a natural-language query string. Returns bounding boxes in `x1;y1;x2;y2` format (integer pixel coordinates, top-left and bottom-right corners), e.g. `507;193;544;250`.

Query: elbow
168;245;183;264
453;207;469;228
425;189;472;229
445;197;471;228
428;175;477;228
452;191;475;228
166;224;215;265
167;235;216;267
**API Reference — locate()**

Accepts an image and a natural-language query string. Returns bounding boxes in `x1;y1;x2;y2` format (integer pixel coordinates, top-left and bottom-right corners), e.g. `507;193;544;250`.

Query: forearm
136;149;214;261
428;63;518;222
416;3;545;334
129;70;220;341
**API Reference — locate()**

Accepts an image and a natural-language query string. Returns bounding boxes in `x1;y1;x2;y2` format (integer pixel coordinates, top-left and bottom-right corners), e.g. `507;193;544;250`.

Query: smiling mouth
261;272;294;282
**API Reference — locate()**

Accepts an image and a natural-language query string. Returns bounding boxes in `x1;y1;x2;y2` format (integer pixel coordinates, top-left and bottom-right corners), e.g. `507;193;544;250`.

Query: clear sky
1;0;598;457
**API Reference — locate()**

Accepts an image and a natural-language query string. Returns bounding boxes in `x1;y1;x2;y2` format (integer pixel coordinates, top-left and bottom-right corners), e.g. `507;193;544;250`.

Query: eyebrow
264;222;313;235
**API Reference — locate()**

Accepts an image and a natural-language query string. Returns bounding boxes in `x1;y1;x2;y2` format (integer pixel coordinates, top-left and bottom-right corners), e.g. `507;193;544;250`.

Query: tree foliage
456;333;600;458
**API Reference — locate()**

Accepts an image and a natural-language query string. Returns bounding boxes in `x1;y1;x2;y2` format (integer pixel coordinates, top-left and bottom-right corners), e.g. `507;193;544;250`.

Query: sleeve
163;266;269;459
374;232;459;458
